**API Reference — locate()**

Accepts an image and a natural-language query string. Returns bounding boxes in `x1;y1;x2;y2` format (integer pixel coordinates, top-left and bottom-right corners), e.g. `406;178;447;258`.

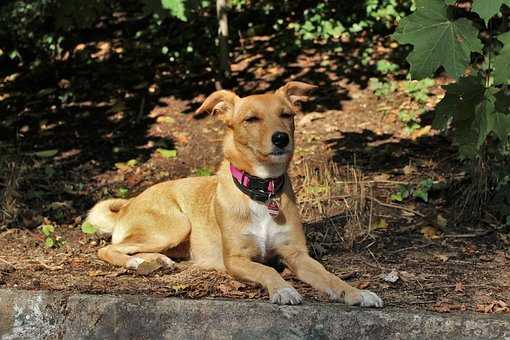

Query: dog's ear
195;90;239;119
276;81;317;105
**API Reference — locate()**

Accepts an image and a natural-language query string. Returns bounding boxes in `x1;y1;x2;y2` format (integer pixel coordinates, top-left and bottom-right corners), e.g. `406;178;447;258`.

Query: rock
0;289;509;339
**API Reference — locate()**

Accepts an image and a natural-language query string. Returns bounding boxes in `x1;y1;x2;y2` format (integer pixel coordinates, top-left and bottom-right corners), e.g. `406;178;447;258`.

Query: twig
366;247;382;269
396;300;437;305
336;180;409;185
0;257;14;266
442;231;493;238
368;196;426;217
35;260;64;271
135;95;146;124
416;284;503;291
390;243;435;254
339;271;358;280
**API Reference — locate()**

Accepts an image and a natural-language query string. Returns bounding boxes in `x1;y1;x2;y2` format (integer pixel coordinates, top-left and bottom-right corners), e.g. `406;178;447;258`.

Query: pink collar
229;163;285;201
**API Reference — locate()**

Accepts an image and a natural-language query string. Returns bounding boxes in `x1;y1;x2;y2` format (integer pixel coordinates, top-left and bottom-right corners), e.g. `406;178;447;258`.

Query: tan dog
86;82;383;307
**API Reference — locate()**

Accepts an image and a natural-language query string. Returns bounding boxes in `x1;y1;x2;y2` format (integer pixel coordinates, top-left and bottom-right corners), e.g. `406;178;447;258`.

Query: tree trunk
215;0;230;89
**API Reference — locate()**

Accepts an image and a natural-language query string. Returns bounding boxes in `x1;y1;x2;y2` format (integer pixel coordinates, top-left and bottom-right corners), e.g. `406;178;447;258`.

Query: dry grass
293;160;377;250
452;157;490;222
0;158;24;231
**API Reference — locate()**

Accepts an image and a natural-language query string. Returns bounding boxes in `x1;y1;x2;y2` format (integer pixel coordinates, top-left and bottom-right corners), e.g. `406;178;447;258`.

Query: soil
1;32;510;315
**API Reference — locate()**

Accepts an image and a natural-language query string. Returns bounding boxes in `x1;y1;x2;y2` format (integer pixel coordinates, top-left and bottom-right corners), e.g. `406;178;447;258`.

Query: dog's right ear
195;90;239;121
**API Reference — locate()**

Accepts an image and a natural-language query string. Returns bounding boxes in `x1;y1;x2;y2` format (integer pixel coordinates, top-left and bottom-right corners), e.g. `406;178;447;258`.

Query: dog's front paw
270;287;303;305
345;289;383;308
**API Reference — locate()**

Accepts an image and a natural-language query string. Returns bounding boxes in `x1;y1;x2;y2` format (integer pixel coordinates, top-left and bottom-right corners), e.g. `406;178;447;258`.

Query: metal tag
267;199;280;217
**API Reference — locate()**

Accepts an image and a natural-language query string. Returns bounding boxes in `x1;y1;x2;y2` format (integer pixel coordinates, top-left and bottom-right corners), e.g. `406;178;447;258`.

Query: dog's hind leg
97;209;191;274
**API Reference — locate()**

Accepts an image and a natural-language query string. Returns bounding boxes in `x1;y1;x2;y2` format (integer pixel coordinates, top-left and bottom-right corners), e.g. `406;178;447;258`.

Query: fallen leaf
383;270;399;283
372;218;389;231
356;281;370;289
436;214;448;228
31;149;59;158
398;271;417;282
373;173;391;181
433;303;466;313
156;116;175;124
157;148;177;158
476;301;509;314
463;244;478;255
171;284;189;292
410;125;431;140
175;133;190;144
433;253;449;262
115;159;138;170
403;164;416;175
421;226;441;240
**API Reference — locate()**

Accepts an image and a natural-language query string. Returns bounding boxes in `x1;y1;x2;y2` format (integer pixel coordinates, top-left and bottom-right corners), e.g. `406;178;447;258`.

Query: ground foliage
394;0;510;220
1;1;510;312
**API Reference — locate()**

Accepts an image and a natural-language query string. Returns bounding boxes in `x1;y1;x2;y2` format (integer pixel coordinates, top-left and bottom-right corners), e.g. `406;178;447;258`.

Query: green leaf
493;32;510;85
453;89;496;158
81;222;97;234
419;179;434;191
116;187;129;198
413;189;429;202
433;76;485;130
127;159;138;167
41;224;55;236
493;112;510;144
475;90;496;147
195;167;213;177
391;185;410;202
161;0;187;21
390;193;404;202
472;0;510;23
157;148;177;158
45;237;55;248
495;87;510;114
32;149;59;158
392;0;483;79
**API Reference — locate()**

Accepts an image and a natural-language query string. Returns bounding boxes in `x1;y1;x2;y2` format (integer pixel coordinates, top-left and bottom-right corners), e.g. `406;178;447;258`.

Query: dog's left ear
195;90;239;117
276;81;317;106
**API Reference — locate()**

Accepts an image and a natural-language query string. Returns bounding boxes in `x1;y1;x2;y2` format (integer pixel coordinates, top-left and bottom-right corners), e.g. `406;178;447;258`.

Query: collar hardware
229;164;285;202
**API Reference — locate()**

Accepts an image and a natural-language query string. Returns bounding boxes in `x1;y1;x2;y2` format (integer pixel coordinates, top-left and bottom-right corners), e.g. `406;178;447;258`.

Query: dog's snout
272;132;290;148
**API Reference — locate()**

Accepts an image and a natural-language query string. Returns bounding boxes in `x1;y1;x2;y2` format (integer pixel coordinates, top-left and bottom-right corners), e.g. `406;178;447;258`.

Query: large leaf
493;88;510;143
432;76;485;130
456;89;498;158
495;87;510;114
472;0;510;23
142;0;187;21
473;90;496;148
493;32;510;85
493;112;510;144
392;0;482;79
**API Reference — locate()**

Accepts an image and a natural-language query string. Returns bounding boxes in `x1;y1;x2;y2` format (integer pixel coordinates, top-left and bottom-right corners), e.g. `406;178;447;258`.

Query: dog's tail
86;198;128;234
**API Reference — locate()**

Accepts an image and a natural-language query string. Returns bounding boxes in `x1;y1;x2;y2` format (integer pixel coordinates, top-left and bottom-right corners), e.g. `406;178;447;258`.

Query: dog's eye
245;116;260;123
280;113;294;119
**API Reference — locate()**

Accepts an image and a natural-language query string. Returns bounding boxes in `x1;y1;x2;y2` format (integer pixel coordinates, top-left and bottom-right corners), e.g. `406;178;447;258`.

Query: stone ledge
0;289;509;339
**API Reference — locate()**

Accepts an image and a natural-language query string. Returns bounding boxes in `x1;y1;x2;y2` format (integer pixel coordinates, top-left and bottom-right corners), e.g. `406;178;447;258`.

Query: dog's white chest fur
244;200;290;258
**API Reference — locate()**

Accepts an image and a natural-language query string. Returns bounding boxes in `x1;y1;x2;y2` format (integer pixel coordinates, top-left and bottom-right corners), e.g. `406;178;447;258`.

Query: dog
86;81;383;307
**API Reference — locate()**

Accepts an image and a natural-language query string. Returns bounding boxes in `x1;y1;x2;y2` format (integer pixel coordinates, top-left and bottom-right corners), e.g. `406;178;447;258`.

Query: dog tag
267;199;280;217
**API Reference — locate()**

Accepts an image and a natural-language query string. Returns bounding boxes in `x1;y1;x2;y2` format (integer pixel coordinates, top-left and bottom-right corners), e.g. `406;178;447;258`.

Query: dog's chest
243;201;290;259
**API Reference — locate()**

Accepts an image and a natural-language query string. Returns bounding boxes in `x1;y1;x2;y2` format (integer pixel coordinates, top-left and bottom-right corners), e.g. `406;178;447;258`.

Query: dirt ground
1;36;510;315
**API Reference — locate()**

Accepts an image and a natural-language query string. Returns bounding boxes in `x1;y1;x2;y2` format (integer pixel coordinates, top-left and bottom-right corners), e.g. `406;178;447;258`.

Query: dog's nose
272;132;290;148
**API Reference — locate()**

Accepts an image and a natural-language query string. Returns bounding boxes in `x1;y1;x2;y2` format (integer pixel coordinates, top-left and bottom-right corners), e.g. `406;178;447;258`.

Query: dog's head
196;81;316;178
